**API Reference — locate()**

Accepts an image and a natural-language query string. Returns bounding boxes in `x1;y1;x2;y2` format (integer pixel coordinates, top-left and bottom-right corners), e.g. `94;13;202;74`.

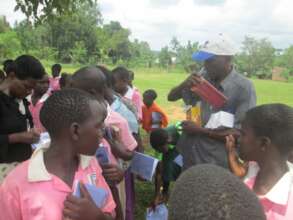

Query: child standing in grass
142;89;168;133
0;89;116;220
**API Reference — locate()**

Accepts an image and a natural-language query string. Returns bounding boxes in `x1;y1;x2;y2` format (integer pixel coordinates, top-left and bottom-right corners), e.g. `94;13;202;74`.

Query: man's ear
70;122;80;141
258;136;272;152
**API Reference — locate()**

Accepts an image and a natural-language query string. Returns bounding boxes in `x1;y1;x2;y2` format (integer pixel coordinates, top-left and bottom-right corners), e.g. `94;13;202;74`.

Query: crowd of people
0;34;293;220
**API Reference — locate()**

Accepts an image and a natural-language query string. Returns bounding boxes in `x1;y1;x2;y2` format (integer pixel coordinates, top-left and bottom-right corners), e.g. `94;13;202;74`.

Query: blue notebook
146;204;168;220
130;152;159;181
96;146;109;165
174;154;183;167
73;182;108;208
31;132;50;149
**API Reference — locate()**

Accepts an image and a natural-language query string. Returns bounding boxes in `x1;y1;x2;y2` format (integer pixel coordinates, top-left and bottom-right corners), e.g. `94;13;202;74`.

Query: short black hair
14;55;45;80
71;66;107;96
143;89;157;100
150;128;169;151
52;63;62;72
97;65;113;88
40;88;99;137
169;164;265;220
112;66;130;81
3;59;16;74
0;70;5;81
243;103;293;156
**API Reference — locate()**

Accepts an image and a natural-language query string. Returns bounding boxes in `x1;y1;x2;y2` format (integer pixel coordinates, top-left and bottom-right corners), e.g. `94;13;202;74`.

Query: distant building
272;67;287;82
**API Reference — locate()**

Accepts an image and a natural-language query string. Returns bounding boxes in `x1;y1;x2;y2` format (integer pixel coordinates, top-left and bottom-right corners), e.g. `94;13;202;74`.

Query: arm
225;135;248;178
106;138;134;161
168;74;201;101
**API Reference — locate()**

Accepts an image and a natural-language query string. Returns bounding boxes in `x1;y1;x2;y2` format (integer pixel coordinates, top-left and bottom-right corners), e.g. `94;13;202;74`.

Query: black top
0;91;33;163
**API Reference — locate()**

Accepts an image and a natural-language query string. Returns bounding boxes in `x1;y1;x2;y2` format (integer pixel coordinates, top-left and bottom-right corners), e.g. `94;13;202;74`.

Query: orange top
142;102;168;132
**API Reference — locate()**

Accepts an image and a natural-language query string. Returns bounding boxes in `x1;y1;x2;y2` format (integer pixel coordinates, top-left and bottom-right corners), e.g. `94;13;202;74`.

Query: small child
0;89;116;220
29;74;50;132
142;89;168;133
226;103;293;220
150;125;181;202
49;63;62;92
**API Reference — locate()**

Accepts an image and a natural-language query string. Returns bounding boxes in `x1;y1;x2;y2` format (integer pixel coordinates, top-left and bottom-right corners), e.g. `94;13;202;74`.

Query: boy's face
76;101;106;155
158;144;168;154
9;76;36;99
34;75;49;95
143;94;153;107
113;75;128;94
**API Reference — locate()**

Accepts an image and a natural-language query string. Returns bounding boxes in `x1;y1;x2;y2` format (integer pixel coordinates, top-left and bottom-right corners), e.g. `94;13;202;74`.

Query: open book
73;181;108;208
130;152;159;181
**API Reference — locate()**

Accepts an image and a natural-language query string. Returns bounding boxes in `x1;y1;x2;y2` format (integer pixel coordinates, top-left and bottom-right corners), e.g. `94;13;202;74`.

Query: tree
14;0;97;22
0;16;10;33
0;31;22;59
235;36;275;78
159;46;172;68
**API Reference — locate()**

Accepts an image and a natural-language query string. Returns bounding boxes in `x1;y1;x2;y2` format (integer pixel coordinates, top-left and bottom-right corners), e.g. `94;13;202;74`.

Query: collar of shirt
124;86;134;100
28;142;94;182
245;162;293;205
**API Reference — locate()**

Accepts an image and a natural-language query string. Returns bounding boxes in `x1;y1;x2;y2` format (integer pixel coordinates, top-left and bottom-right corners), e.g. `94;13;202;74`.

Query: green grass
55;65;293;219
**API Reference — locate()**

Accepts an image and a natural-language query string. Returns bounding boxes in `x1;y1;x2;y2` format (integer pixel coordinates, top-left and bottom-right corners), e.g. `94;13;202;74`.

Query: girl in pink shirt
29;74;50;132
0;89;116;220
226;104;293;220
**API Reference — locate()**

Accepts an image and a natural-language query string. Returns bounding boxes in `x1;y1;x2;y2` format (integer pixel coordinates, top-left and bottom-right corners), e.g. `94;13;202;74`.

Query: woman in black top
0;55;45;163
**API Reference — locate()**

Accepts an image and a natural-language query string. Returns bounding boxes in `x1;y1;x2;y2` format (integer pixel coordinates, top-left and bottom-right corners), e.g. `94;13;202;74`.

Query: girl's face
76;101;106;156
34;75;49;95
239;123;262;161
9;77;36;99
113;75;128;94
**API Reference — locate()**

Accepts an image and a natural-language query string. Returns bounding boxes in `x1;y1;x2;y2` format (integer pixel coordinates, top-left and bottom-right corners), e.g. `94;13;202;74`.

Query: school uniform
0;142;116;220
244;162;293;220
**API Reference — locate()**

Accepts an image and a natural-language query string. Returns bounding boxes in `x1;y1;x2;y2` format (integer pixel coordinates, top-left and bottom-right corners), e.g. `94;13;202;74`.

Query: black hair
169;164;265;220
150;128;169;151
97;65;113;88
71;66;107;96
112;66;130;81
13;55;45;80
243;103;293;156
3;59;16;74
40;88;100;137
143;89;157;100
52;63;62;73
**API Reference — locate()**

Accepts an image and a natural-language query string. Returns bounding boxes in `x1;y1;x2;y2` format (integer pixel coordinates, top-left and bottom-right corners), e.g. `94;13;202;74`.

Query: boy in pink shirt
0;89;116;220
29;74;50;132
226;104;293;220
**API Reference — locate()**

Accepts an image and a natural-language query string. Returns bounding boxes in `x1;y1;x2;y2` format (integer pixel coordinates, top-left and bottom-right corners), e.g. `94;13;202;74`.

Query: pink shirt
0;143;116;220
28;93;50;132
49;77;61;91
244;162;293;220
105;107;137;152
124;86;143;121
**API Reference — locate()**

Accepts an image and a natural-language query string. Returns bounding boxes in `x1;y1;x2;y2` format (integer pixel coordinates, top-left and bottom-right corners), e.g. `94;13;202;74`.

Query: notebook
174;154;183;167
191;78;228;109
31;132;50;149
73;181;108;208
151;112;162;129
146;204;168;220
130;152;159;181
96;145;109;165
205;111;235;129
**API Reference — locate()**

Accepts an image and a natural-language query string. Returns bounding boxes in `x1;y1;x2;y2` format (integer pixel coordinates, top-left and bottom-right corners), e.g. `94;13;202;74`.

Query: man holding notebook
168;33;256;170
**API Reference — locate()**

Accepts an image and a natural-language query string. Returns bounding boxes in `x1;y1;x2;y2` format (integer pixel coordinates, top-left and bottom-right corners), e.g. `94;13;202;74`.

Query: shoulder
1;161;30;190
231;71;255;91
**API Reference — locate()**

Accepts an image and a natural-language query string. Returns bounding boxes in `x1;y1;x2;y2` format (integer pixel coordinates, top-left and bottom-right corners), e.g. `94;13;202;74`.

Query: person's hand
9;129;40;144
104;126;121;144
63;183;104;220
182;73;202;89
181;120;202;135
101;163;124;185
225;134;237;153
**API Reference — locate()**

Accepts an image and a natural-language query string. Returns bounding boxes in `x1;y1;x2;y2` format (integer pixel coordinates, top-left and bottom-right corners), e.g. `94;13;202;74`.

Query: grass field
56;65;293;219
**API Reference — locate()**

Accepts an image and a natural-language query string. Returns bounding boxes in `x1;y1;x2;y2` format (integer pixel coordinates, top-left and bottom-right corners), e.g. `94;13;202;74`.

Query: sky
1;0;293;50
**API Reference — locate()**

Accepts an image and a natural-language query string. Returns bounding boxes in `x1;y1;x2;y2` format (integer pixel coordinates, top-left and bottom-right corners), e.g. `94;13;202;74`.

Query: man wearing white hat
168;34;256;170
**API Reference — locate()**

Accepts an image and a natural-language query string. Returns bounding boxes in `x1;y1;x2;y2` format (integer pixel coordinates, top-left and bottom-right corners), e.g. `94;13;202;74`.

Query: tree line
0;0;292;80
